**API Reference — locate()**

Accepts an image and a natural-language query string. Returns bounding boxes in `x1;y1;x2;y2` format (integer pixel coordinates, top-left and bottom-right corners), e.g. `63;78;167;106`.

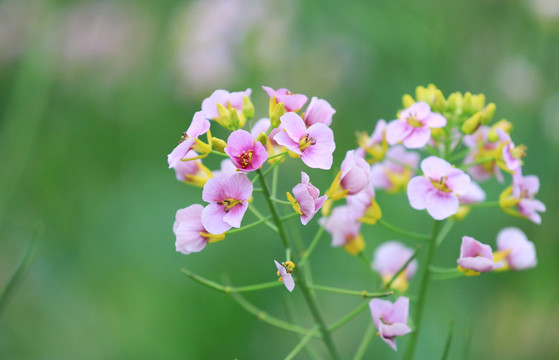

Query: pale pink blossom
457;236;501;273
303;97;335;127
339;150;370;195
201;173;252;234
369;297;412;351
371;146;419;192
496;129;524;173
496;227;537;270
462;126;503;182
274;260;295;292
458;181;486;205
289;172;327;225
168;111;211;168
407;156;471;220
372;241;418;282
322;206;362;248
386;102;446;149
212;158;237;178
251;118;283;155
172;150;212;186
262;86;307;112
512;171;545;224
356;120;387;159
174;204;212;254
224;129;268;172
273;112;335;170
201;88;252;120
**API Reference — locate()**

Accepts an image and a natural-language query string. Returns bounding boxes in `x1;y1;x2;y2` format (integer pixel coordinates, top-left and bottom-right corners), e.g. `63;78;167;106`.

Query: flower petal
425;190;459;220
407;176;432;210
201;203;231;234
386;120;412;145
222;203;248;228
402;127;431;149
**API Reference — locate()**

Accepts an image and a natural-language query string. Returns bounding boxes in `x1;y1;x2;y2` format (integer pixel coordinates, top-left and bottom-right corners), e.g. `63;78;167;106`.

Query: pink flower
512;172;545;224
407;156;471;220
369;297;412;351
174;204;223;254
172;150;213;186
274;260;295;292
303;97;335;127
386;102;446;149
457;236;501;275
372;241;417;291
224;129;268;172
340;150;370;195
201;88;252;120
168;111;211;168
201;173;253;234
458;181;486;205
462;126;503;182
262;86;307;112
496;227;537;270
496;129;524;173
371;146;419;192
273;112;335;170
212;158;237;178
251;118;284;157
288;172;327;225
346;180;382;225
322;205;363;254
356;120;387;161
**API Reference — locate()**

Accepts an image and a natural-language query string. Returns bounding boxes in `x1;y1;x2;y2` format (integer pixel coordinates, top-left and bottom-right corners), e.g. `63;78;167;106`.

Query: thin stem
435;219;455;247
462;321;472;360
459;157;494;170
272;198;292;205
262;154;287;177
299;227;325;267
466;201;499;208
181;268;282;293
328;301;370;332
384;245;421;289
378;219;430;241
0;228;40;317
385;155;417;172
284;325;320;360
310;285;393;299
230;291;316;337
353;323;376;360
268;151;289;160
210;150;229;157
404;220;442;360
257;169;341;360
430;265;460;273
247;205;278;232
226;216;273;234
449;148;471;162
282;295;321;360
280;213;299;222
441;320;454;360
272;165;279;199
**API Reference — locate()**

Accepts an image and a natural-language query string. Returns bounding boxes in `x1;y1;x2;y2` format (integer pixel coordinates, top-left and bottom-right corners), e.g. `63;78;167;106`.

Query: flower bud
446;92;463;112
216;103;230;128
270;102;286;128
461;112;482;134
242;95;255;120
488;119;513;142
480;102;496;124
211;137;227;153
402;94;415;108
255;132;268;146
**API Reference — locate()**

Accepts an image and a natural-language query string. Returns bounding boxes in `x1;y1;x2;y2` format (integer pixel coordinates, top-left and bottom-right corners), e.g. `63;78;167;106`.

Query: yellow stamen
200;232;226;243
344;234;365;255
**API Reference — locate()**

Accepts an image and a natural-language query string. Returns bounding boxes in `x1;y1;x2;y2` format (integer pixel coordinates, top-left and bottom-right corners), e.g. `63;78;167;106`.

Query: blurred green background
1;0;558;359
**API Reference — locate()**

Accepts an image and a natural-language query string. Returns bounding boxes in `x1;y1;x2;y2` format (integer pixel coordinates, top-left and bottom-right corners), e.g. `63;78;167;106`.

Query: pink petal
460;236;494;259
457;257;497;272
201;90;229;119
168;139;195;168
222;203;248;228
221;173;253;201
369;299;393;328
186;111;211;138
301;123;335;170
425;190;459;220
388;296;410;324
381;322;412;338
202;176;225;203
201;203;231;234
228;88;251;109
280;112;307;140
400;101;430;120
293;184;316;216
446;169;471;195
251;118;271;137
386;120;412;145
402;127;431;149
425;113;447;128
407;176;432;210
304;97;335;127
225;130;255;156
420;156;454;179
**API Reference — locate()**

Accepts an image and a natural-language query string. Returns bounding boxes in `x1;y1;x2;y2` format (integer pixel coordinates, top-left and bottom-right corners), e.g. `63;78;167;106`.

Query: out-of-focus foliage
0;0;558;358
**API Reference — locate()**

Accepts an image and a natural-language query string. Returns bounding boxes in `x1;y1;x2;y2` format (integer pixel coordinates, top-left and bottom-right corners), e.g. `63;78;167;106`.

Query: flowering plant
168;84;543;359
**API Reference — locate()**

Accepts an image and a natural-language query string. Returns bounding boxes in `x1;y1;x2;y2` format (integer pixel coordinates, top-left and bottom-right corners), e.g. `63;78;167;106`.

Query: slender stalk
272;165;279;199
271;198;292;205
0;229;40;317
257;169;341;360
210;150;229;157
310;285;392;299
282;295;321;360
181;268;282;293
353;323;376;360
299;227;325;267
435;219;455;246
284;326;320;360
268;151;289;160
466;201;499;208
328;301;370;332
384;245;421;289
462;321;472;360
441;320;454;360
247;205;278;232
459;157;494;170
403;220;442;360
377;219;430;241
226;216;273;234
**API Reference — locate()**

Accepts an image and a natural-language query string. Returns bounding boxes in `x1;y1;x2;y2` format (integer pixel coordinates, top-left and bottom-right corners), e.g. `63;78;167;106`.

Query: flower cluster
168;84;542;356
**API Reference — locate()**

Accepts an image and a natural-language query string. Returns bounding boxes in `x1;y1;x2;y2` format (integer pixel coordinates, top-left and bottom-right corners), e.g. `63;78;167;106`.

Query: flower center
219;198;241;212
430;176;452;192
298;135;316;152
405;114;423;128
238;150;254;168
511;144;527;159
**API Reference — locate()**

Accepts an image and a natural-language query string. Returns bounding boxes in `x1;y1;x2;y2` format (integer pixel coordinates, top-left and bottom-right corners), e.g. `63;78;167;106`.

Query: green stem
210;150;229;157
466;201;499;208
257;169;341;360
310;285;393;298
280;213;299;222
353;323;376;360
272;198;292;205
299;227;325;267
0;228;40;317
181;268;282;293
226;216;273;234
284;325;320;360
459;157;494;170
404;220;442;360
268;151;289;160
384;245;421;289
377;219;430;241
272;165;279;199
435;219;455;247
441;320;454;360
448;148;471;162
328;301;370;332
247;205;278;232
